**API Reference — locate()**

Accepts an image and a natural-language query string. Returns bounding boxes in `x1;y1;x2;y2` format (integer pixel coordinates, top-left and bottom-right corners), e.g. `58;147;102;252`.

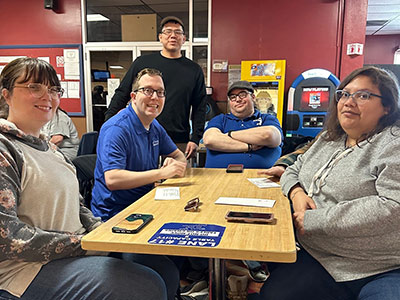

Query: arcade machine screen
300;87;330;112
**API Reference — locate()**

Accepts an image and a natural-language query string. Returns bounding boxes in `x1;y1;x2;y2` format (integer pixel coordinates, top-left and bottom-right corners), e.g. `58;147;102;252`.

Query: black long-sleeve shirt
105;52;207;145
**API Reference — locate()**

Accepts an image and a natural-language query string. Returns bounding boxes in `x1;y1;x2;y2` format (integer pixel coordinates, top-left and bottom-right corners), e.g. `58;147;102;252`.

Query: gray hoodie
281;126;400;282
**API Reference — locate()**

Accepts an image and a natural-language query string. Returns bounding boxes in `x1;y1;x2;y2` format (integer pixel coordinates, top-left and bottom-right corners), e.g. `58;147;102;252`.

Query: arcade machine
241;60;286;125
285;68;340;138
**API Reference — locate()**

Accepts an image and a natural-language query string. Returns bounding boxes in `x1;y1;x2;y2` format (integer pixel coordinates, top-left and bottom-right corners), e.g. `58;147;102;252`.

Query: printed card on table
154;187;180;200
247;178;280;188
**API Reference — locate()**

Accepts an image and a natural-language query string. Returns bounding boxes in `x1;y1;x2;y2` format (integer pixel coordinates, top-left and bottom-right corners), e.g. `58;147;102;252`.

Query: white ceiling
367;0;400;35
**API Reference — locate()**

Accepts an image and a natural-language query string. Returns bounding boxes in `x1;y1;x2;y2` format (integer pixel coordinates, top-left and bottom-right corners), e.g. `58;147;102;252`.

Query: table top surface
82;168;297;263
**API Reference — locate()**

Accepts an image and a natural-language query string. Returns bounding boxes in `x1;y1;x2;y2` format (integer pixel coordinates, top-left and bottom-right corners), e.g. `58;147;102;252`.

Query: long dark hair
0;57;60;118
324;66;400;142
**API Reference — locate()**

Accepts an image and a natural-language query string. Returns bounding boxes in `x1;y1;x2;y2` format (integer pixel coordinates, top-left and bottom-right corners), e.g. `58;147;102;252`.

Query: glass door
84;45;137;131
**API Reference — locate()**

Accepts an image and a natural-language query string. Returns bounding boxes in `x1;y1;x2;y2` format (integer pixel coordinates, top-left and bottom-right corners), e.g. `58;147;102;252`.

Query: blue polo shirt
91;105;177;221
204;110;283;169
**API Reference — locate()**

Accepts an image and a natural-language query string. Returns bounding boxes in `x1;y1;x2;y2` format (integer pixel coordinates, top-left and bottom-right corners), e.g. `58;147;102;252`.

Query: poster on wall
241;60;286;125
0;44;85;116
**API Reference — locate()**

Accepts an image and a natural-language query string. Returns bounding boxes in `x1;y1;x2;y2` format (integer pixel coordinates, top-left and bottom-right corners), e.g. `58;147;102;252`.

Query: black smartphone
112;213;153;234
225;211;274;223
226;164;244;173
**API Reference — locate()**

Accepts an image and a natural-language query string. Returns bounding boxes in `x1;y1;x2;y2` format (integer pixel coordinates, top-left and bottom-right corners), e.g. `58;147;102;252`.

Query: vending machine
285;68;340;137
241;60;286;125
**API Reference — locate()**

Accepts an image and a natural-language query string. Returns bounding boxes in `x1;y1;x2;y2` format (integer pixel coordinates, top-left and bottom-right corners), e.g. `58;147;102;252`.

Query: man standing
105;16;206;159
203;80;283;168
92;68;186;221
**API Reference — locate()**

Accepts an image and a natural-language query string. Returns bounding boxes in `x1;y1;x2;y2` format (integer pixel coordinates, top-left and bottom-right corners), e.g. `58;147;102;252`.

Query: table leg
213;258;226;300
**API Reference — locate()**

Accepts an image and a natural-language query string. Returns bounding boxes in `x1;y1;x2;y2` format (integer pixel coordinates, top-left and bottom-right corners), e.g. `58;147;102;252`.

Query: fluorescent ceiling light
87;14;110;22
109;65;124;69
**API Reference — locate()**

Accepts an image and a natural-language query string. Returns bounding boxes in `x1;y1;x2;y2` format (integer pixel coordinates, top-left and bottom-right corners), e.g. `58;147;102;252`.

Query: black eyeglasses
228;91;251;102
184;197;201;212
13;83;64;99
335;90;383;104
135;87;166;98
161;29;184;36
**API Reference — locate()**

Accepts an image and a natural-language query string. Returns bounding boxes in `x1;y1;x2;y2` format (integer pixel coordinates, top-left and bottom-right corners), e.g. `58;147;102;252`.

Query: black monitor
92;70;110;82
299;86;330;112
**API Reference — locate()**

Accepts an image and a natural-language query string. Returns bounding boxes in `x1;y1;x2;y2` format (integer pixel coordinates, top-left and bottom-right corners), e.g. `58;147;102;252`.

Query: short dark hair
159;16;185;32
324;66;400;143
132;68;163;92
0;57;60;118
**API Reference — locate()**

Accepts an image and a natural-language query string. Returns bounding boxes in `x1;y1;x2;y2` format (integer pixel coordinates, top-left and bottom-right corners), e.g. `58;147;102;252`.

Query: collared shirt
91;105;177;221
204;110;283;168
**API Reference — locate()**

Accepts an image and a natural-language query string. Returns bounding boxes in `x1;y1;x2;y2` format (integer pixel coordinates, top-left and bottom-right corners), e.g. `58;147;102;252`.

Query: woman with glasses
253;66;400;300
0;57;168;300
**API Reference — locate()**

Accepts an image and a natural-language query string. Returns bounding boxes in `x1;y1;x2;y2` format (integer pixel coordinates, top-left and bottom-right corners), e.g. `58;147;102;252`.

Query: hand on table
161;158;187;178
257;166;286;178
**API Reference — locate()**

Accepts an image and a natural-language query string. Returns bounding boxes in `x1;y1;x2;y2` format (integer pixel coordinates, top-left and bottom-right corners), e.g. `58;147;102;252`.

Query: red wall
364;35;400;64
0;0;82;45
211;0;368;102
339;0;368;79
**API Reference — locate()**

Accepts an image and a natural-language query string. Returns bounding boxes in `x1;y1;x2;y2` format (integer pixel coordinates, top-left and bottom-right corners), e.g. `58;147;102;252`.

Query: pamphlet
154;187;180;200
215;197;275;208
247;178;280;188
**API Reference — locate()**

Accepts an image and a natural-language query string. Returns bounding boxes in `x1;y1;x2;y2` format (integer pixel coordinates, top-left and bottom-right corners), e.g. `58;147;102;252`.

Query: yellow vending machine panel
241;60;286;125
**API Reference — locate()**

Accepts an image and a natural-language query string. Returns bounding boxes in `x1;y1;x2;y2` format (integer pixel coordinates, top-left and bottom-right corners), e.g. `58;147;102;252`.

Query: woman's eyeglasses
184;197;201;212
13;83;64;99
335;90;383;104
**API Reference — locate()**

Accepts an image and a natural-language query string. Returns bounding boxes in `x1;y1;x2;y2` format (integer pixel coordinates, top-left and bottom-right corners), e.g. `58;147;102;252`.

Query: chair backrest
77;131;99;156
72;154;97;207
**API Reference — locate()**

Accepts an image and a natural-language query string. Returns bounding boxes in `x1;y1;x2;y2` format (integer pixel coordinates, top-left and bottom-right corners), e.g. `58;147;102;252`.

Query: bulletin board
0;44;85;116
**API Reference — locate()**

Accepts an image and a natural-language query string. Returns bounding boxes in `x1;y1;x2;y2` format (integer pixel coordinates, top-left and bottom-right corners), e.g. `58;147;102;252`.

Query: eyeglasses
228;91;251;102
335;90;383;104
184;197;201;212
135;87;166;98
161;29;184;36
13;83;64;99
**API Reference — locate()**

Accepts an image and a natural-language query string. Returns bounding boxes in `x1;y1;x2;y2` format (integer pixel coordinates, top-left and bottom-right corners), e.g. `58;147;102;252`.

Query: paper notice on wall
67;81;80;98
60;81;68;98
63;49;80;80
0;56;25;63
107;78;120;107
38;57;50;63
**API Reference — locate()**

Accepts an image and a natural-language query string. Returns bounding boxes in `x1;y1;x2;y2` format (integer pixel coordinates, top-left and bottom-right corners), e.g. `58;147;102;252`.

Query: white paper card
155;187;180;200
247;178;280;188
215;197;275;208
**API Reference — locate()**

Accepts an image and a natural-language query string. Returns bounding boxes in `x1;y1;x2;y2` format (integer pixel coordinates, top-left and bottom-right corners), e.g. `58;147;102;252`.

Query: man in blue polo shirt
203;80;283;168
91;68;186;221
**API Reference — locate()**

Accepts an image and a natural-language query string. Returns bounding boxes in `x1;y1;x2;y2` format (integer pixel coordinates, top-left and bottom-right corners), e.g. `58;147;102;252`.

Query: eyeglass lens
335;90;372;102
162;29;184;36
15;83;63;99
229;91;249;101
139;87;165;98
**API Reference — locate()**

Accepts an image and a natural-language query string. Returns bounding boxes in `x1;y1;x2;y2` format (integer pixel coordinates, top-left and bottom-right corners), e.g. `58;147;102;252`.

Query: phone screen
227;212;273;219
226;164;244;173
225;211;274;223
112;213;153;234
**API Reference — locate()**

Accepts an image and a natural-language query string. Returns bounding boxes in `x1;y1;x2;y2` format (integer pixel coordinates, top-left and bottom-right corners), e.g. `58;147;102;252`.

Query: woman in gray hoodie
255;66;400;300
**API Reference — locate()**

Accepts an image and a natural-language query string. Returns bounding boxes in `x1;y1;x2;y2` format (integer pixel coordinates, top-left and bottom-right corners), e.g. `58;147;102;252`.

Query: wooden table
82;168;296;299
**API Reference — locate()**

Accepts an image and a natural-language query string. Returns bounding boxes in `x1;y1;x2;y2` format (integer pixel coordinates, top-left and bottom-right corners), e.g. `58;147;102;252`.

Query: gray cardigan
281;126;400;282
